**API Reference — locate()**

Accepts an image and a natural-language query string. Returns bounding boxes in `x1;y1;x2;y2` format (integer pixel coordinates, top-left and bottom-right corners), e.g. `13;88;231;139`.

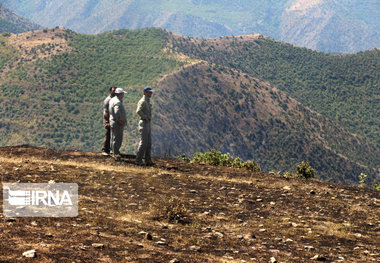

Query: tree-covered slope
154;62;379;185
0;4;41;33
170;34;380;149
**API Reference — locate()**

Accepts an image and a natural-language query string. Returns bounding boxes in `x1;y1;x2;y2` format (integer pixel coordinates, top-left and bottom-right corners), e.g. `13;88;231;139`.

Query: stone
169;259;180;263
310;190;316;195
91;243;104;248
22;249;37;258
190;245;201;252
283;186;291;191
213;231;224;238
270;257;277;263
305;245;315;251
156;241;166;245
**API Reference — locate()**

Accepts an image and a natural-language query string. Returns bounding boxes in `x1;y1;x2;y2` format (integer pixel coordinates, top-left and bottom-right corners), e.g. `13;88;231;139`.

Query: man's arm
136;100;149;122
114;103;124;126
104;110;110;127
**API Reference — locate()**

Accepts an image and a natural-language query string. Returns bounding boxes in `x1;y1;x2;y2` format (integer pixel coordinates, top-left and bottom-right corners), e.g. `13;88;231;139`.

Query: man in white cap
135;86;154;166
109;87;127;156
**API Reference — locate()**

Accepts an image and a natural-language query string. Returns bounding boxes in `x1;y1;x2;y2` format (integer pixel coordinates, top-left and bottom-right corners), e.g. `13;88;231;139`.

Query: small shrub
296;161;315;178
282;171;295;178
150;197;190;224
358;173;367;188
186;149;260;172
178;153;190;162
373;184;380;191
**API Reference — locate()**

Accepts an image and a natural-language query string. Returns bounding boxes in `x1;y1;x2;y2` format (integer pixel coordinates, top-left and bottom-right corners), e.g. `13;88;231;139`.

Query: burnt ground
0;145;379;262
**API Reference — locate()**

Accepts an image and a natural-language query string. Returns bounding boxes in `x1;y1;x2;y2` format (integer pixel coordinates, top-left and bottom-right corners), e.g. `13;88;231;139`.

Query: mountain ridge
0;4;41;33
1;0;379;53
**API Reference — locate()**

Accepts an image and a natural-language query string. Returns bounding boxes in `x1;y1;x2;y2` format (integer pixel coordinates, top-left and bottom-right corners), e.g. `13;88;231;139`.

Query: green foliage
358;173;368;188
35;28;184;103
282;171;295;178
188;149;260;172
173;37;380;148
373;184;380;191
296;161;315;179
0;35;17;69
178;153;190;162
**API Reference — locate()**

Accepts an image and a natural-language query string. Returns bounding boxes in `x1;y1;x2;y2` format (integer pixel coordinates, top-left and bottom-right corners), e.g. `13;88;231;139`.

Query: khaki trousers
136;120;152;163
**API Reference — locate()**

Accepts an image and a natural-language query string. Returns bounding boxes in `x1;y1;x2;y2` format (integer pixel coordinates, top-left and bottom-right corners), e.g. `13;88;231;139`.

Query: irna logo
8;189;73;206
3;183;78;217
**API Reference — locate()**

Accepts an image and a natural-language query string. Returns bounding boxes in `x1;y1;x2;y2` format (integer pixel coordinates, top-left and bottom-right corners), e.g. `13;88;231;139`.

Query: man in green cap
135;86;154;166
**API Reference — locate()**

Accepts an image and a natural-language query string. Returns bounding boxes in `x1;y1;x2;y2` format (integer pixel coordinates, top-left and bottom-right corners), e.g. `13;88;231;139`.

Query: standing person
109;87;127;156
102;86;116;155
135;86;155;166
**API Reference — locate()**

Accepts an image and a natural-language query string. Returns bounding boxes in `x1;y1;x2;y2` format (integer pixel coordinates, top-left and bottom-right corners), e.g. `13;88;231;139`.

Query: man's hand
118;120;124;126
144;118;150;123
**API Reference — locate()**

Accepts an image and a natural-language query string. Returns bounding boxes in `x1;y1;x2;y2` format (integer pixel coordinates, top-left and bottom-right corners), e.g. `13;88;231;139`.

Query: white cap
115;88;127;94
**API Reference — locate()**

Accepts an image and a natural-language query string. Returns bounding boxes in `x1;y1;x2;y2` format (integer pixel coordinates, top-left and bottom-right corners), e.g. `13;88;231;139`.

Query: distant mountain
0;28;378;185
1;0;379;53
0;4;41;33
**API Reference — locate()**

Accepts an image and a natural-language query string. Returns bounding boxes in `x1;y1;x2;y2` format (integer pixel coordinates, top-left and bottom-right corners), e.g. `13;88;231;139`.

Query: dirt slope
0;145;379;262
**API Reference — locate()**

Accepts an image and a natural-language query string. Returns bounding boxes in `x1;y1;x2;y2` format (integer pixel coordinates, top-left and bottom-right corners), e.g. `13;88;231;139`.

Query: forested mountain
1;0;379;53
0;4;41;33
0;28;378;185
170;34;380;149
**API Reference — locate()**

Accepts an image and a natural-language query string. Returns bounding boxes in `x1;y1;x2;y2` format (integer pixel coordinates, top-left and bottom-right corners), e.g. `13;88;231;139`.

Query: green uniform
136;95;152;163
109;95;127;155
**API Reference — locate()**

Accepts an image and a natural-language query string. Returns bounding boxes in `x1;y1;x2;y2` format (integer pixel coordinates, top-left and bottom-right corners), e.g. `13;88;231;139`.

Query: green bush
183;149;260;172
359;173;367;188
296;161;315;178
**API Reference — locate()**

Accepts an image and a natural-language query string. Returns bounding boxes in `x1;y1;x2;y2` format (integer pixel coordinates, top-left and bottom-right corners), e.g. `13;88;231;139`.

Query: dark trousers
102;125;111;153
